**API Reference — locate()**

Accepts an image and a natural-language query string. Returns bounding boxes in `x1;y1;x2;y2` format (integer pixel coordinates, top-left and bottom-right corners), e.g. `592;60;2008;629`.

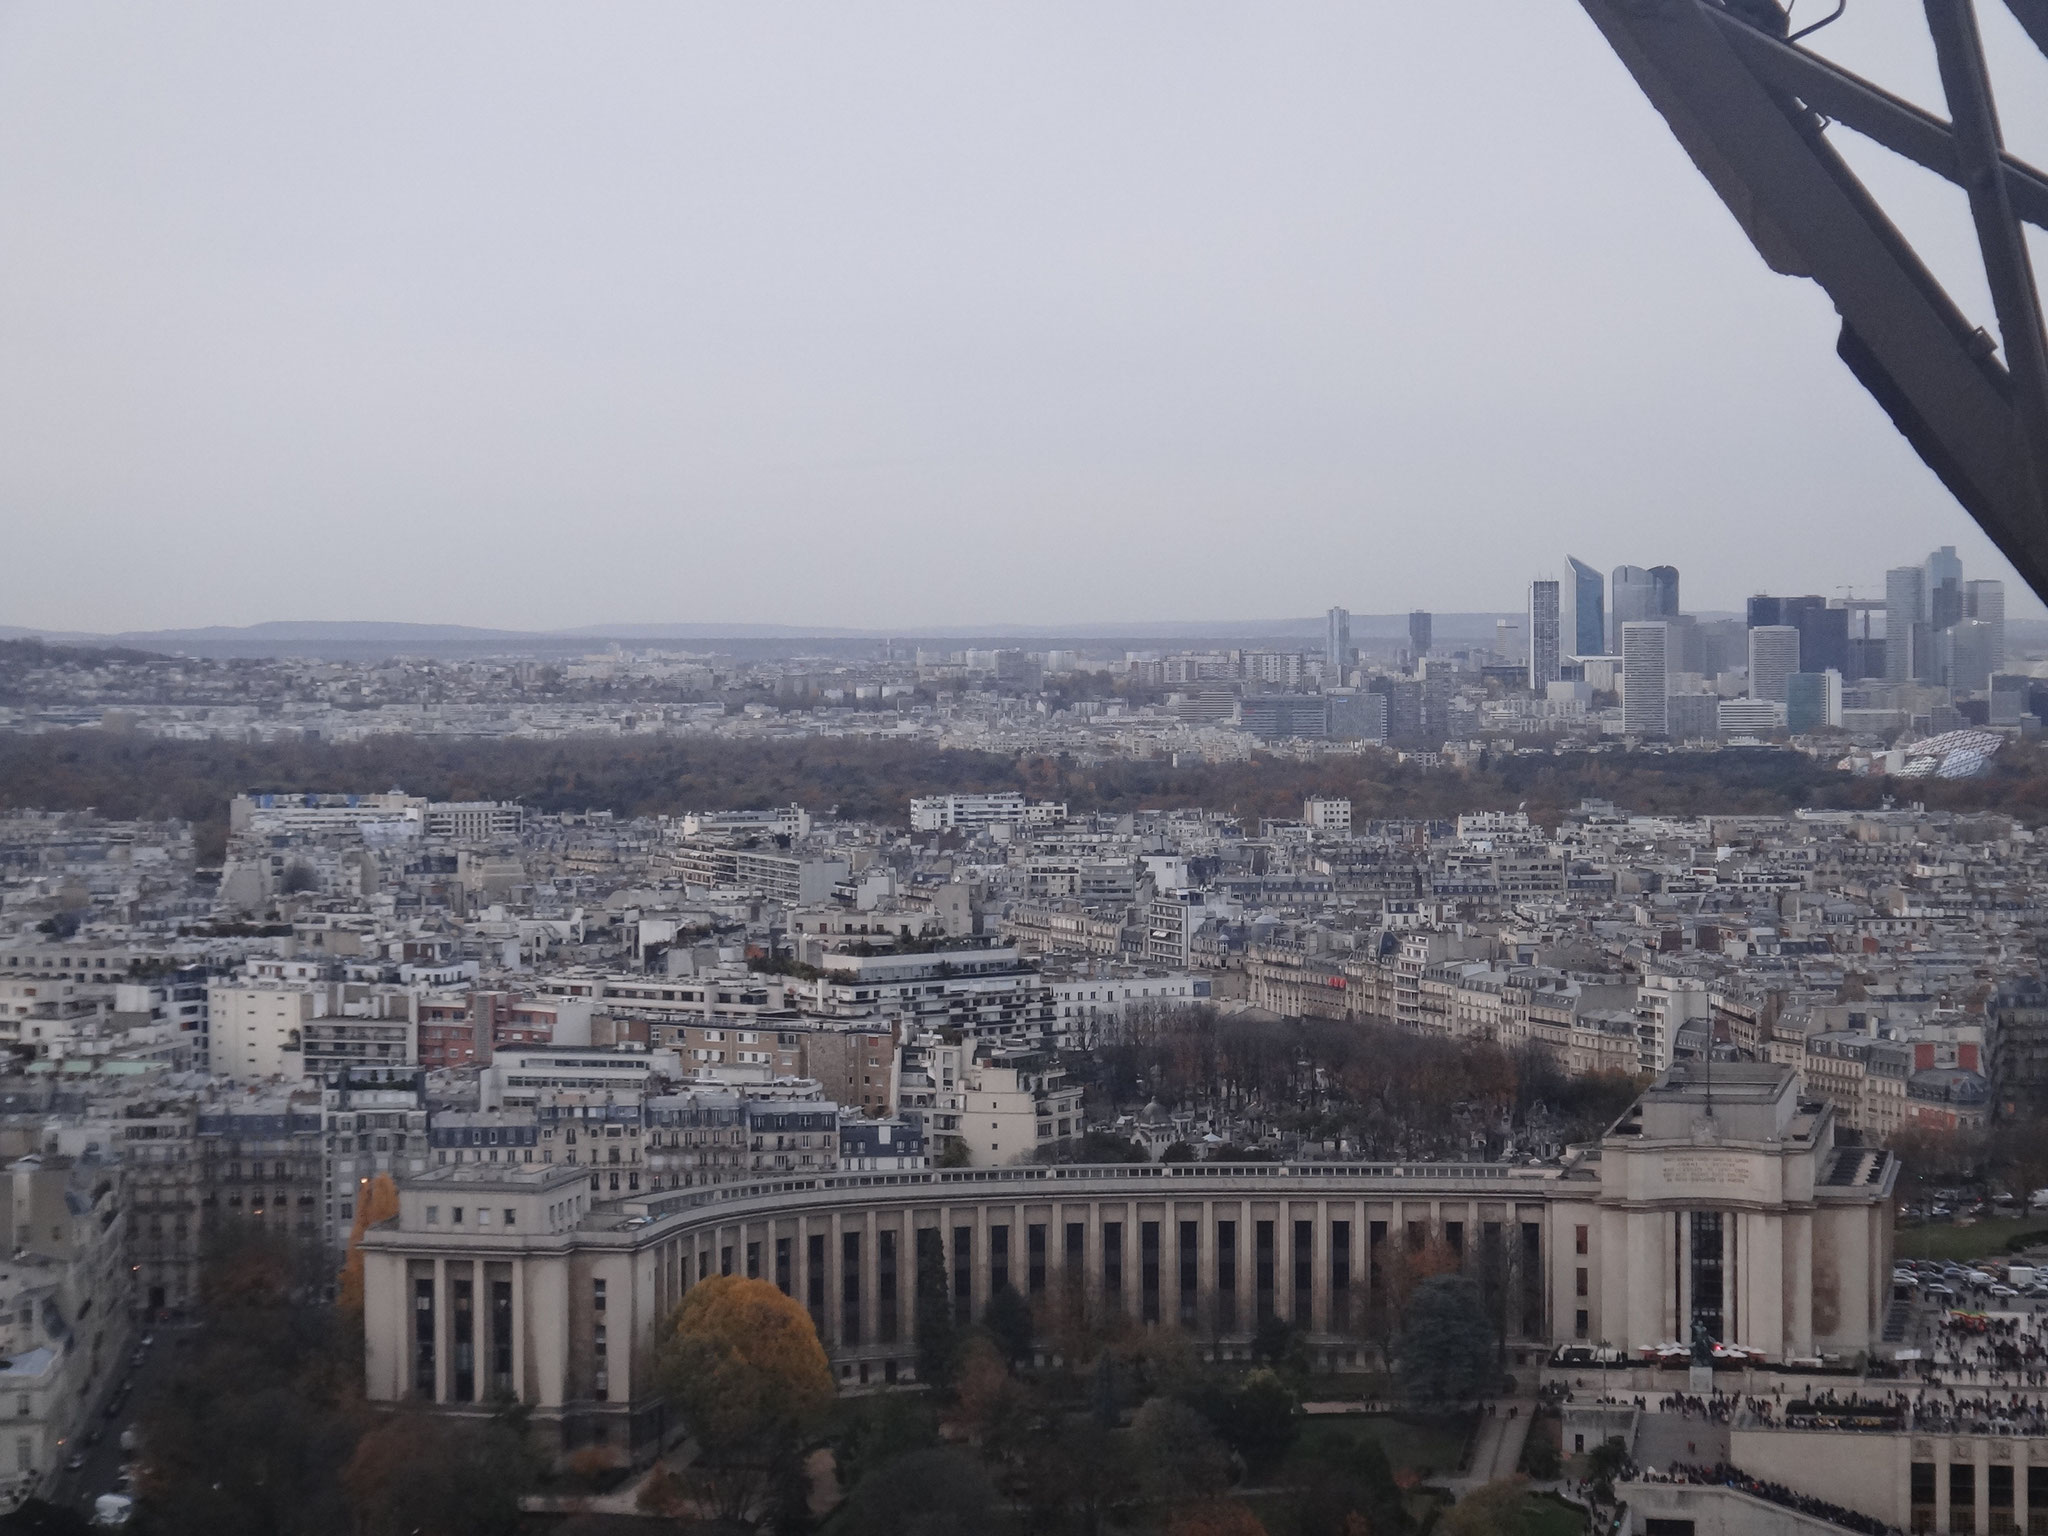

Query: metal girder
1926;0;2048;522
2004;0;2048;58
1576;0;2048;601
1704;12;2048;229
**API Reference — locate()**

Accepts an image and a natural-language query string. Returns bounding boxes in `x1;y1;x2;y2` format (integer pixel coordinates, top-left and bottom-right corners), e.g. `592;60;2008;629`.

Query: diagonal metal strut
1576;0;2048;601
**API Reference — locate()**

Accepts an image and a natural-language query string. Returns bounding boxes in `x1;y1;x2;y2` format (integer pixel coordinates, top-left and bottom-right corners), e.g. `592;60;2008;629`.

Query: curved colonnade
361;1158;1571;1454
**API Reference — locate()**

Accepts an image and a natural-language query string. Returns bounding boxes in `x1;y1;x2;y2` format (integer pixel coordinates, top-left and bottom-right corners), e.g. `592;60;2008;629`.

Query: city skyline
4;5;2048;633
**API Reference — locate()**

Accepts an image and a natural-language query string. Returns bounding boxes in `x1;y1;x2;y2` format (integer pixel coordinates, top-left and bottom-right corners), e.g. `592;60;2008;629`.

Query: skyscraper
1749;625;1801;704
1650;565;1680;618
1926;545;1963;632
1885;565;1926;684
1409;610;1433;658
1324;607;1350;674
1566;556;1605;656
1528;580;1561;690
1611;565;1657;627
1747;595;1783;629
1620;622;1670;736
1965;578;2006;675
1946;621;1999;691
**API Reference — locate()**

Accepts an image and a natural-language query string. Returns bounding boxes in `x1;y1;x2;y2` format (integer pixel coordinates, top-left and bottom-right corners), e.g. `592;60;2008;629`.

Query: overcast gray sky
3;1;2047;633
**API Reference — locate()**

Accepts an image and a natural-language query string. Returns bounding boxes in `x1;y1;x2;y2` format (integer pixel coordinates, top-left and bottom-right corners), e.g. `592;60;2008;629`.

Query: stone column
974;1203;992;1318
510;1258;526;1404
1198;1200;1217;1345
432;1256;450;1404
1789;1211;1814;1357
1086;1201;1105;1320
862;1208;879;1346
829;1209;845;1348
474;1257;488;1401
1311;1201;1330;1335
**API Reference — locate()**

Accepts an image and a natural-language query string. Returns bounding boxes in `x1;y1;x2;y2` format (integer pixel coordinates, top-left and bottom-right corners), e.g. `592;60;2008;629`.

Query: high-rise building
1620;622;1670;736
1965;578;2006;675
1885;565;1926;684
1926;545;1964;631
1495;616;1522;661
1842;598;1887;680
1650;565;1680;618
1529;579;1561;690
1611;565;1658;627
1408;610;1432;659
1786;670;1843;733
1945;619;2000;691
1324;607;1350;674
1566;556;1605;656
1747;595;1782;629
1749;625;1801;704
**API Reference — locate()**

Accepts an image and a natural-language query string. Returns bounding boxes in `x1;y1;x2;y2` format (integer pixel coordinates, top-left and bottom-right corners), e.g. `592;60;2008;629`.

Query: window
1575;1309;1589;1339
1575;1268;1588;1298
426;1206;439;1225
593;1279;606;1313
477;1210;492;1227
1574;1224;1589;1256
503;1209;516;1227
452;1207;464;1224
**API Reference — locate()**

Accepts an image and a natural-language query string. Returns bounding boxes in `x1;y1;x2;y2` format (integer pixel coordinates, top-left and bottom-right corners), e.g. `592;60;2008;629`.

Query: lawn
1284;1413;1472;1484
1519;1491;1587;1536
1895;1218;2048;1263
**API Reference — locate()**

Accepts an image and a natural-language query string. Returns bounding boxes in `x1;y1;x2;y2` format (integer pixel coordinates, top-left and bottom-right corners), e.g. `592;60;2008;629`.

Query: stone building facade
358;1065;1893;1459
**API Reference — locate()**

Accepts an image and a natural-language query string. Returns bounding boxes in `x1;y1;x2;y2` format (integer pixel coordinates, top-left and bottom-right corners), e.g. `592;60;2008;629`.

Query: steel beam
1706;10;2048;230
1926;0;2048;523
1576;0;2048;600
2003;0;2048;58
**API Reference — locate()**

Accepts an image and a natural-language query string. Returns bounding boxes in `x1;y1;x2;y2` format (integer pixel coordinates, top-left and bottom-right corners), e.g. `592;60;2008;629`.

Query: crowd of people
1647;1462;1903;1536
1922;1310;2048;1388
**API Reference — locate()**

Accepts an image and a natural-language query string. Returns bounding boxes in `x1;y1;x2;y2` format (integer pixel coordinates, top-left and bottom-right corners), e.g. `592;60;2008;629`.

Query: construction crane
1575;0;2048;598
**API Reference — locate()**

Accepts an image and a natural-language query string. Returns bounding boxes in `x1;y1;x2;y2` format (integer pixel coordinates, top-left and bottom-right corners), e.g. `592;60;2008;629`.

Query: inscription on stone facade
1663;1155;1750;1186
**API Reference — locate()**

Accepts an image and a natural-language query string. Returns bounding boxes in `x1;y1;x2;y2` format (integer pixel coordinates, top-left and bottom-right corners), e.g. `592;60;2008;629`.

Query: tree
1130;1396;1231;1503
982;1285;1035;1367
1168;1501;1267;1536
837;1447;994;1536
950;1334;1029;1454
834;1392;939;1492
1395;1276;1496;1409
336;1173;400;1314
1438;1477;1529;1536
341;1411;537;1536
1191;1368;1299;1481
1291;1433;1408;1536
915;1232;960;1389
656;1276;834;1526
139;1227;362;1536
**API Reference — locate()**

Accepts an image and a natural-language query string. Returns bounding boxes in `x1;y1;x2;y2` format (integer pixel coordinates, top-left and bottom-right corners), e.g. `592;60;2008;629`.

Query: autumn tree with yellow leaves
336;1173;400;1314
655;1275;833;1527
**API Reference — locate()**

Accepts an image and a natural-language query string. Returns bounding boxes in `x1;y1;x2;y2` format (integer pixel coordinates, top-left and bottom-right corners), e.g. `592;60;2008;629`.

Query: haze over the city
3;1;2046;632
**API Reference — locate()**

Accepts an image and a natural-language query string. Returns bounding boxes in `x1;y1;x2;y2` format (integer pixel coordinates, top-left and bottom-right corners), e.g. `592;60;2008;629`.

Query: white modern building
1303;797;1353;834
1749;625;1801;705
909;793;1028;833
1620;622;1670;736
